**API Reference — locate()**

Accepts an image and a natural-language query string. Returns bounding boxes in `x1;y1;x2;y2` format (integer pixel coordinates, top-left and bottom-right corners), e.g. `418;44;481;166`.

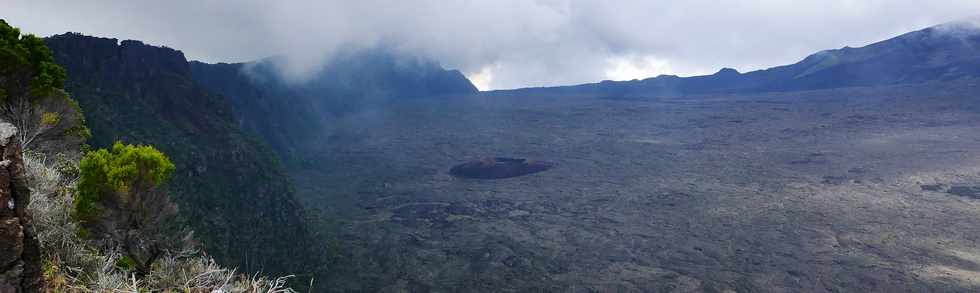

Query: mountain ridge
496;20;980;96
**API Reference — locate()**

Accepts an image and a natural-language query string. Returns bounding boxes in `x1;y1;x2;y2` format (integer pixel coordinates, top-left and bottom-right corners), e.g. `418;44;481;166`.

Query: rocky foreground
0;123;41;292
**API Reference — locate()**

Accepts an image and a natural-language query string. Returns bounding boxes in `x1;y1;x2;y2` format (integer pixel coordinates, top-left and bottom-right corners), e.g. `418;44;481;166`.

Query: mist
6;0;980;90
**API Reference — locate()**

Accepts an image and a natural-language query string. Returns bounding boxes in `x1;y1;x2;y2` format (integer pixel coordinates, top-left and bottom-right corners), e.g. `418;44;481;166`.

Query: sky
5;1;980;90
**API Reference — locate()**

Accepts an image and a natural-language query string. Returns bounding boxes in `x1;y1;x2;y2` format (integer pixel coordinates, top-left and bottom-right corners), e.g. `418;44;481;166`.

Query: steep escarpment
43;33;316;275
189;49;479;162
0;124;42;292
186;61;322;161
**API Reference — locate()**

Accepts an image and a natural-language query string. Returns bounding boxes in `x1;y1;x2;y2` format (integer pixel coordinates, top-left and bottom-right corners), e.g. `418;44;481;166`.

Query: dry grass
24;152;297;292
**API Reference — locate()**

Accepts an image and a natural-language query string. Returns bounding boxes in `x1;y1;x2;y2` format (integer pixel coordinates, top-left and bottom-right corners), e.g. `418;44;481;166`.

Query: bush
0;20;89;152
74;141;182;274
26;151;297;292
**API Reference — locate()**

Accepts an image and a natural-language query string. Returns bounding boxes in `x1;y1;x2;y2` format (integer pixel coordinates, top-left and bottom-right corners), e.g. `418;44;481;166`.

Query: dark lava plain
291;80;980;292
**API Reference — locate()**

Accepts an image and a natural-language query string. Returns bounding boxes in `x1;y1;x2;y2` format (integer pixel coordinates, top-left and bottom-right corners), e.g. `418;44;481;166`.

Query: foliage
53;152;80;181
75;142;175;219
73;142;181;275
0;19;89;151
25;151;297;292
44;33;318;277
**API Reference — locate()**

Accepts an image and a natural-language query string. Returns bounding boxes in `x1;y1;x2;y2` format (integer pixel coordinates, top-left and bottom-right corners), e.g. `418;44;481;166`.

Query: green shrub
74;141;175;222
27;150;295;292
73;141;178;274
0;20;89;151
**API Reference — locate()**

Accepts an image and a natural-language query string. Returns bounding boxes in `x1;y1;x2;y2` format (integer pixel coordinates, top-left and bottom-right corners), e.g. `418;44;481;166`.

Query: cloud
5;0;980;90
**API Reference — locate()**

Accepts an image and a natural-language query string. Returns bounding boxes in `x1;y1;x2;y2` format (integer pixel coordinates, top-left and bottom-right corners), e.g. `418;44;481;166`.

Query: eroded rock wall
0;123;41;293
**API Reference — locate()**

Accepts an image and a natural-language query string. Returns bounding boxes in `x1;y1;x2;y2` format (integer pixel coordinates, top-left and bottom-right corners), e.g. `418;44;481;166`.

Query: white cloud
604;55;677;82
5;0;980;89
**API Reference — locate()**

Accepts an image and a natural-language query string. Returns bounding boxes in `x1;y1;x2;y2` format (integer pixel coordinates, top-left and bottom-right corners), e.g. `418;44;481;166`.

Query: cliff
0;123;42;292
42;33;317;275
186;61;321;161
189;49;479;162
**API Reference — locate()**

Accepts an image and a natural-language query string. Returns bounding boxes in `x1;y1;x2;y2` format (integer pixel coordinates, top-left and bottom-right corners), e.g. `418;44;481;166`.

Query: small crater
947;186;980;199
450;157;553;179
821;176;848;185
790;158;825;165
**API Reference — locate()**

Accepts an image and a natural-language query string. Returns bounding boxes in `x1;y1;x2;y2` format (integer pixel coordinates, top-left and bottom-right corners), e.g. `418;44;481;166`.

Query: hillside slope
43;33;317;275
508;19;980;96
189;49;478;161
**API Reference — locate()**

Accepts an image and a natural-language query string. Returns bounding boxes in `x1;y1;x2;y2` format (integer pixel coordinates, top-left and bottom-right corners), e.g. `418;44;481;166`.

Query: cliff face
186;61;321;161
0;123;42;293
189;49;479;162
43;33;316;275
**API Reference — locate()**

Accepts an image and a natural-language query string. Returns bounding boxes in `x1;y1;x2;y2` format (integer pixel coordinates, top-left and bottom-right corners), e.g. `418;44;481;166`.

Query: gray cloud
5;0;980;89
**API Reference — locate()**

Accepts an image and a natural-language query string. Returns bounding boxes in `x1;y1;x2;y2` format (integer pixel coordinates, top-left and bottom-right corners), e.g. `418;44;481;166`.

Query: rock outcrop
0;123;41;293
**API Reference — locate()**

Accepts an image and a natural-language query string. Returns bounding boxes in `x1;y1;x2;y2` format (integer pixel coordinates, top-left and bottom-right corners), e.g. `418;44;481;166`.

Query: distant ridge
500;19;980;96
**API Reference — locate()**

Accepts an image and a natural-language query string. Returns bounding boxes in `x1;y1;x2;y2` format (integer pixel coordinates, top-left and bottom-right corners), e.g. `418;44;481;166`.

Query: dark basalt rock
450;157;553;179
0;123;42;292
